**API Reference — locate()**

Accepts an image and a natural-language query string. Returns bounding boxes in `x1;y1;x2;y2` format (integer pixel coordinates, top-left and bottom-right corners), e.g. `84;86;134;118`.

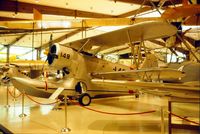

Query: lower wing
91;79;200;99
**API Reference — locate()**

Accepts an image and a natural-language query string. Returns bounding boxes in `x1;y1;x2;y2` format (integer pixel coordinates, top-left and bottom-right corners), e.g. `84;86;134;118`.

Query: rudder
140;53;158;69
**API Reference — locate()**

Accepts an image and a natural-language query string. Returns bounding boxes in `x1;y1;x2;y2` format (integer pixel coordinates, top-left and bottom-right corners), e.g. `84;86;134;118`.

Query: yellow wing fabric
66;21;177;54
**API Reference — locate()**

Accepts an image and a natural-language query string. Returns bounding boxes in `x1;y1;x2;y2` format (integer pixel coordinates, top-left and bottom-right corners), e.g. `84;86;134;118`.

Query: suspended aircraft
10;21;198;106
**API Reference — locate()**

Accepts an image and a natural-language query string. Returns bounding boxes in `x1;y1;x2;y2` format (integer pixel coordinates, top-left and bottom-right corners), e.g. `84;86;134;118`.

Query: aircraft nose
47;44;58;65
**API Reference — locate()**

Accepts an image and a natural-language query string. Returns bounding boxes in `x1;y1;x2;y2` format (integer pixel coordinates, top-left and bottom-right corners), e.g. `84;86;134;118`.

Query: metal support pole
39;21;43;60
6;45;10;64
168;101;172;134
12;87;16;101
36;48;41;60
5;85;10;108
61;95;71;133
160;106;165;134
19;91;27;118
32;22;35;61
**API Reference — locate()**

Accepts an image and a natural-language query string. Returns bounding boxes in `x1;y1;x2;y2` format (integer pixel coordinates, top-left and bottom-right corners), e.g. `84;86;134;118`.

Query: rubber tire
78;93;91;106
135;94;139;98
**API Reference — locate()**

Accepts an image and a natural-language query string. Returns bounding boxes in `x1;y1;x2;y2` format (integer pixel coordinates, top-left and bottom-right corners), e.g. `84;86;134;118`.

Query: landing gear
75;81;91;106
135;93;139;98
78;93;91;106
135;90;140;98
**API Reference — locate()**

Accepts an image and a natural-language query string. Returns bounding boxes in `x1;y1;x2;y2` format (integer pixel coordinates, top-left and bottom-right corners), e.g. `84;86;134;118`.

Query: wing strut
137;39;144;67
49;87;64;100
126;30;138;69
176;34;200;62
78;39;90;52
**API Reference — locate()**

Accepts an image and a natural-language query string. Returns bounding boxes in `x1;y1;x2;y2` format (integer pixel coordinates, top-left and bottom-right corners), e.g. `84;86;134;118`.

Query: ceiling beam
111;0;182;7
0;0;114;18
0;17;164;30
110;0;151;6
0;28;75;35
161;5;200;20
0;17;29;21
117;6;152;17
41;29;82;50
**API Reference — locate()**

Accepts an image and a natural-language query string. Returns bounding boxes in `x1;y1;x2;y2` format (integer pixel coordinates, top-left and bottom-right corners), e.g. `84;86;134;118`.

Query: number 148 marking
61;52;70;59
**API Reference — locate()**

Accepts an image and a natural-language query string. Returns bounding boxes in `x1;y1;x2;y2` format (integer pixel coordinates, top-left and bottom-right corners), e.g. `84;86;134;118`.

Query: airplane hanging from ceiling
160;1;200;61
10;21;199;106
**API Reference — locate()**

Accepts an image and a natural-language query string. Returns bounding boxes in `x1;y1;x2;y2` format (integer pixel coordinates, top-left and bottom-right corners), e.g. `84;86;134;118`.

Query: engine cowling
47;43;77;70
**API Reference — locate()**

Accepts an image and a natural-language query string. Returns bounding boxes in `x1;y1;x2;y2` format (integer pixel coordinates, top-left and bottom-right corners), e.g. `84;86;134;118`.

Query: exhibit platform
0;85;199;134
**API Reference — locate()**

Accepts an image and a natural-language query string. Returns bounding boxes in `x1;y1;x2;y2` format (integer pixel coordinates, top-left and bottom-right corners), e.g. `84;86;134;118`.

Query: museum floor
0;85;199;134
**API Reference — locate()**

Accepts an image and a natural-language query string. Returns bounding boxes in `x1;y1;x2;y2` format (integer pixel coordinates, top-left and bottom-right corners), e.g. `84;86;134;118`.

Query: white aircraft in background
0;60;49;83
10;21;199;106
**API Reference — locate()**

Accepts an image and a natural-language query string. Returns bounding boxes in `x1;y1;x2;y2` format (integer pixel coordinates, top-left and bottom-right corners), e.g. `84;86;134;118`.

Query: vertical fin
140;53;158;69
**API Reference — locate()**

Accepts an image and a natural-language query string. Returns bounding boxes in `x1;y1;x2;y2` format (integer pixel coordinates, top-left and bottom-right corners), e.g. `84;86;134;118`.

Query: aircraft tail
140;53;158;69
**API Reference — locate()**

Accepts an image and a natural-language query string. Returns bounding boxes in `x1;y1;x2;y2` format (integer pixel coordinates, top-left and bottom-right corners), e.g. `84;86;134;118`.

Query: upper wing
91;68;185;81
66;21;177;53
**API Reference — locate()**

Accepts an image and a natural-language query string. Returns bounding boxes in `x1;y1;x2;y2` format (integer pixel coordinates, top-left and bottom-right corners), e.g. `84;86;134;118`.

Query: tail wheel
78;93;91;106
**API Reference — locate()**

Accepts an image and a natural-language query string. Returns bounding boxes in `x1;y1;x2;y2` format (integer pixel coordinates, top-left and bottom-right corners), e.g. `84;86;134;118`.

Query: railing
168;100;200;134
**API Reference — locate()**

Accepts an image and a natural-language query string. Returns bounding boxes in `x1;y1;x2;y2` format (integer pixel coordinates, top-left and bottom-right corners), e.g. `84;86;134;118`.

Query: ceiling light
35;0;39;3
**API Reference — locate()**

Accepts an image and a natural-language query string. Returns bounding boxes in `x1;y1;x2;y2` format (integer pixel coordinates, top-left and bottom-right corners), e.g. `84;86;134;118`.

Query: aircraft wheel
78;93;91;106
135;94;139;98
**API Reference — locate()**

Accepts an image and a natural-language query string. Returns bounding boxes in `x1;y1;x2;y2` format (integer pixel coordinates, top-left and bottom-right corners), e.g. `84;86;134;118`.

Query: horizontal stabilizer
49;87;64;100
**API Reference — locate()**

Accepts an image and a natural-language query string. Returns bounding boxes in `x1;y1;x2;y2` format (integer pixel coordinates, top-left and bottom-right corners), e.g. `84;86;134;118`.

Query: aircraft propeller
43;34;70;79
